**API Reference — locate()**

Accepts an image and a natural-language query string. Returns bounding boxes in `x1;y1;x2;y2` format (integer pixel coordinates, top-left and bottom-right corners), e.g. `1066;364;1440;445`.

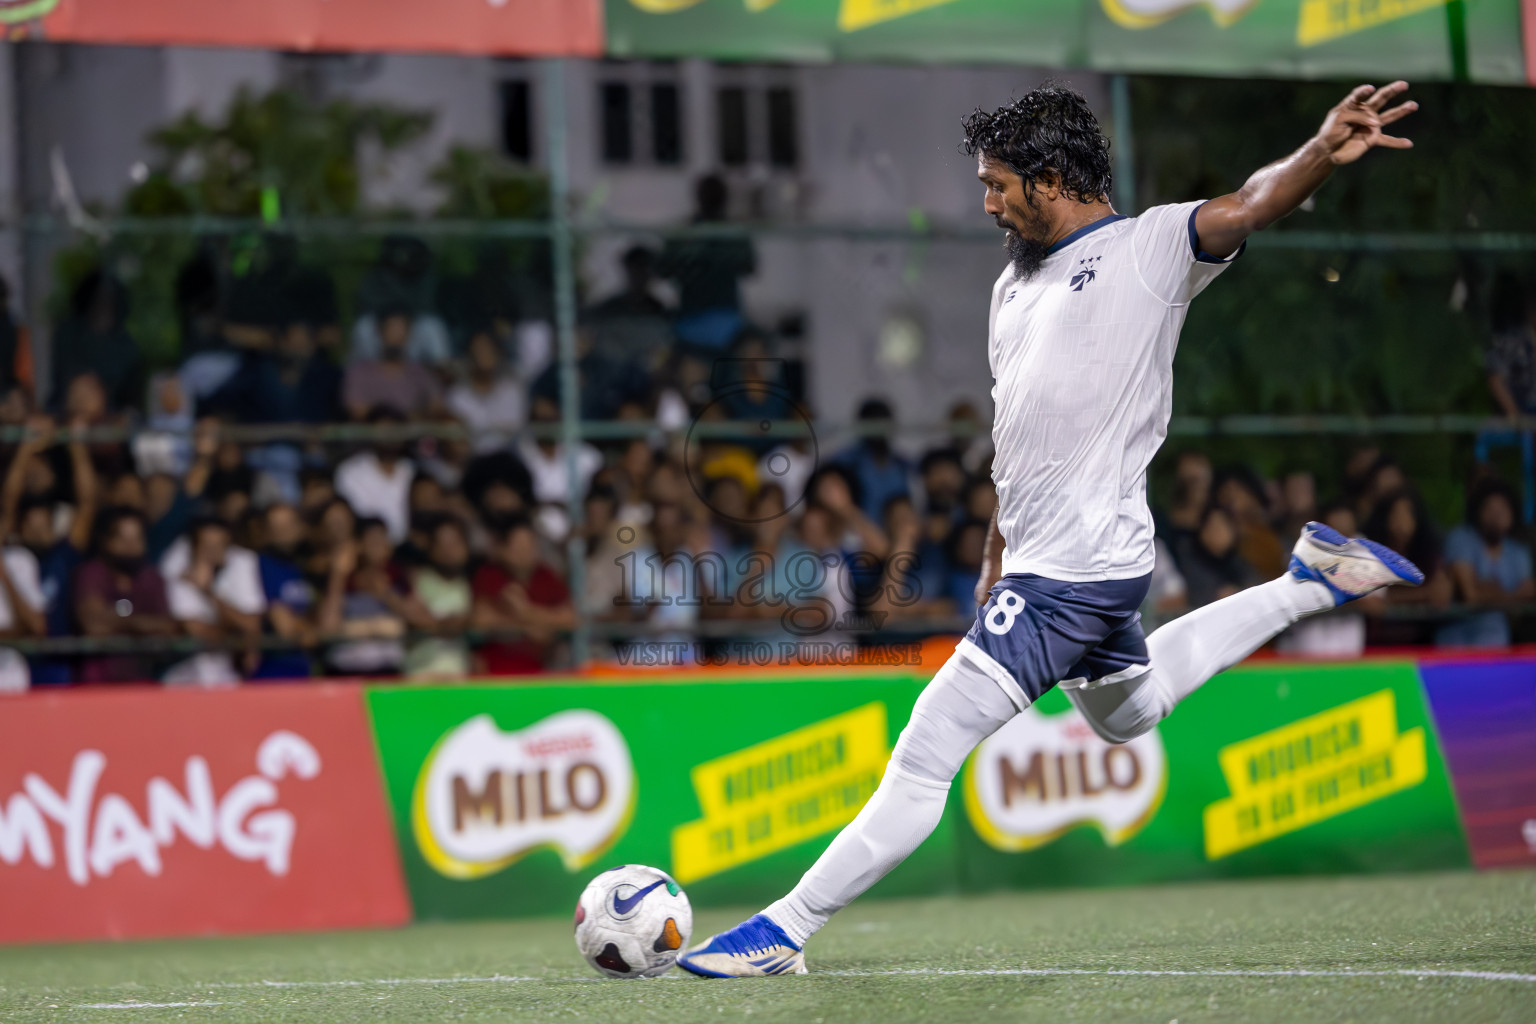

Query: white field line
164;966;1536;990
209;975;540;988
78;1003;224;1010
823;967;1536;983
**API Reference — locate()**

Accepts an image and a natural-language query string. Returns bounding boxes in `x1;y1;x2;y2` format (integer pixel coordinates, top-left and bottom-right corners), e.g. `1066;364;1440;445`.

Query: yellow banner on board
839;0;961;32
1297;0;1450;46
671;702;889;883
628;0;959;33
1203;689;1426;860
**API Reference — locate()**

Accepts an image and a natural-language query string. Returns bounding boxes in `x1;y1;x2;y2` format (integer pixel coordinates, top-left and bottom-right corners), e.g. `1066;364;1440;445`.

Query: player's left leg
680;572;1135;978
1063;521;1424;743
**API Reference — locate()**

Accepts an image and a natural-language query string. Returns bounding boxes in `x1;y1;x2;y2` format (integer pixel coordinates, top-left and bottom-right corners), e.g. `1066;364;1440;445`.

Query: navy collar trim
1045;213;1127;256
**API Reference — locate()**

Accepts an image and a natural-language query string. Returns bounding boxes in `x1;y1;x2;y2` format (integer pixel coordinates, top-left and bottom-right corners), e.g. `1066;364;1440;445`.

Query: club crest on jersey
1070;255;1104;292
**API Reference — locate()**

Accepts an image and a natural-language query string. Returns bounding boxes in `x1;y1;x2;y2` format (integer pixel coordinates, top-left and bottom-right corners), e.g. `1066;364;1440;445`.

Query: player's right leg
676;648;1017;978
1063;521;1423;743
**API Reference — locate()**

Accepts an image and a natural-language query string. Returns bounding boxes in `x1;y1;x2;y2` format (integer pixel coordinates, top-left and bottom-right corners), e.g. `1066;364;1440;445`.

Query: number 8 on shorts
983;590;1025;635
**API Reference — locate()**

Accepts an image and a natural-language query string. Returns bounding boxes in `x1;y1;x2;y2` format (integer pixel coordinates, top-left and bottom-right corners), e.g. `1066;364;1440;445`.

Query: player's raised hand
1314;82;1417;166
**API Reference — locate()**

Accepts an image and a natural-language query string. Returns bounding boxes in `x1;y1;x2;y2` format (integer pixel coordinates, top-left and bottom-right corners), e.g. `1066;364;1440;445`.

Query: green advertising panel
606;0;1528;85
365;673;950;919
367;662;1470;922
955;660;1470;891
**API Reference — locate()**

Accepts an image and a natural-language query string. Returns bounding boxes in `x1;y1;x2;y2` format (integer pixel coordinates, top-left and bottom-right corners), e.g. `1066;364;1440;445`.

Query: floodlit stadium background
0;4;1533;1015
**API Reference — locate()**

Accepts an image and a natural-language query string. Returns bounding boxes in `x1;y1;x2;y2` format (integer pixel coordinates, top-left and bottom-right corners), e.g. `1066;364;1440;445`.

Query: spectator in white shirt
447;329;526;454
0;543;45;692
161;518;266;685
335;408;416;543
516;394;601;541
351;307;452;367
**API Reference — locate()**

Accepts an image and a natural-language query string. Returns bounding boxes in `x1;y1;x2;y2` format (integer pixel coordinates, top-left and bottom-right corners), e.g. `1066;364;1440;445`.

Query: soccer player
680;82;1423;978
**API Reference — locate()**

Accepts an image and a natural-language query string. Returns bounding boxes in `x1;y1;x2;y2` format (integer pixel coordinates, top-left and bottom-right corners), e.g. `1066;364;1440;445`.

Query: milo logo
412;711;635;879
1100;0;1256;29
963;704;1166;851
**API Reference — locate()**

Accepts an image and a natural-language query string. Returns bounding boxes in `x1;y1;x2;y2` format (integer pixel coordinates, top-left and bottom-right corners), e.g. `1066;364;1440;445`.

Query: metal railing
6;602;1534;659
4;414;1535;447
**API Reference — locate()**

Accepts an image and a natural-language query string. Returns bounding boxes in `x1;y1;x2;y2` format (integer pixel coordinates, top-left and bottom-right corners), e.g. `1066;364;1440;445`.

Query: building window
767;87;798;169
717;87;749;167
499;79;534;163
714;72;800;171
600;82;634;164
597;63;684;168
651;82;682;165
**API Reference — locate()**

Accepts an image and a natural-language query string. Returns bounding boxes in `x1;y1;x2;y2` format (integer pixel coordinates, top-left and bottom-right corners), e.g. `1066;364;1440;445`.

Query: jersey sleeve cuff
1188;201;1246;265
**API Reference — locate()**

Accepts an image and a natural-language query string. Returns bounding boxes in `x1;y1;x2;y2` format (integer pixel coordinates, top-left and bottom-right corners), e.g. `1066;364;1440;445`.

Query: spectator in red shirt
472;515;574;675
73;507;177;682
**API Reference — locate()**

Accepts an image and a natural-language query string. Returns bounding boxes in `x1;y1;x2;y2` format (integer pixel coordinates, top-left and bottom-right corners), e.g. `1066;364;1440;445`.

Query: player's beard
1005;230;1049;281
998;198;1051;281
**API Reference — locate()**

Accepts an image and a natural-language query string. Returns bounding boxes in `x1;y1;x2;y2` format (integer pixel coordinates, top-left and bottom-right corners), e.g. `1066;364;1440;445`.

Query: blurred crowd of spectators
2;194;1535;689
1147;448;1533;657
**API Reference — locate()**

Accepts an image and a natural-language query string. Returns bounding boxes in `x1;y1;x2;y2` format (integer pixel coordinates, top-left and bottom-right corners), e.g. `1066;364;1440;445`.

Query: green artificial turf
0;870;1532;1023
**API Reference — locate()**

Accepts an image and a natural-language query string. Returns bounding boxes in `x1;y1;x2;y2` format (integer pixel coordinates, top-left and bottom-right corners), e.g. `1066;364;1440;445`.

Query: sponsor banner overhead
1419;658;1536;869
958;661;1468;889
2;0;603;57
366;675;954;919
0;686;410;945
606;0;1529;84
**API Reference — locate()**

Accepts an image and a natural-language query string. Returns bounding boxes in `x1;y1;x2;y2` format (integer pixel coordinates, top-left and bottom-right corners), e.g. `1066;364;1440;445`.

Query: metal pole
1446;0;1470;82
1110;74;1137;216
542;58;589;668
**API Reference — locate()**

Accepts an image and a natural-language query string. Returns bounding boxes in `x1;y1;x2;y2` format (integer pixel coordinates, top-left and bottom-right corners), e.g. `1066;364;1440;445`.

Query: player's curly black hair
961;87;1112;204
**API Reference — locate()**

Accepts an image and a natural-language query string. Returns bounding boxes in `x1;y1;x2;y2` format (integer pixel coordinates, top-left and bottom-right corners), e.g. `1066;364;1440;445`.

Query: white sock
1065;575;1332;743
1149;575;1331;702
763;765;949;948
762;653;1016;948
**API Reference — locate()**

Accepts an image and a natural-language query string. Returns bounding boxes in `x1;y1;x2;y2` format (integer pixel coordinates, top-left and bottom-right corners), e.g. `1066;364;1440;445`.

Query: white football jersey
988;201;1240;582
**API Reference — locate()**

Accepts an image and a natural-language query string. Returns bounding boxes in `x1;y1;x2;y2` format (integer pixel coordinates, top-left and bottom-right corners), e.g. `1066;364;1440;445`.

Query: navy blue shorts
959;573;1152;706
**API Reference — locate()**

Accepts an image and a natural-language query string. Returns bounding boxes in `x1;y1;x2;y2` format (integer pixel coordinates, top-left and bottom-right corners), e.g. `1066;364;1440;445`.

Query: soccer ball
574;864;693;979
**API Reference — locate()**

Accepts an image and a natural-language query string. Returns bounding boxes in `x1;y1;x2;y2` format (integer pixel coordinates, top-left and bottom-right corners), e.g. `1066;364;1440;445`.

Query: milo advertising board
958;660;1469;889
367;660;1473;921
366;674;951;919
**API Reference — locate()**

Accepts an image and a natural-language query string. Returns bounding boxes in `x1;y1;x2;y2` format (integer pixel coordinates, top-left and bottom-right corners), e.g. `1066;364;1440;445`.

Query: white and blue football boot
677;914;807;978
1289;521;1423;604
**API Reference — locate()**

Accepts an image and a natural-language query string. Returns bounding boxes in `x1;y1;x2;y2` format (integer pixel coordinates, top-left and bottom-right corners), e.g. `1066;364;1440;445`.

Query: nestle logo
522;735;595;758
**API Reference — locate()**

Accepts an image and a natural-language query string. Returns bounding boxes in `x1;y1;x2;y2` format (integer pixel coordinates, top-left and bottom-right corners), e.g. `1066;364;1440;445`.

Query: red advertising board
0;685;410;944
0;0;603;57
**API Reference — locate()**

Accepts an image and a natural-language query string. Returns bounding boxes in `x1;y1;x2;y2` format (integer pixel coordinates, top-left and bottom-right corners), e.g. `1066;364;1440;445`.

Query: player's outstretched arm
1193;82;1417;259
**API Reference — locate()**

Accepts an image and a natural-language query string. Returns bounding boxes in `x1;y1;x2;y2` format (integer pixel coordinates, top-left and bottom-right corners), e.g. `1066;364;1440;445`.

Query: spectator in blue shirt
944;517;991;621
834;397;913;521
145;419;218;563
252;502;315;679
1;415;97;684
877;494;953;622
1439;478;1534;648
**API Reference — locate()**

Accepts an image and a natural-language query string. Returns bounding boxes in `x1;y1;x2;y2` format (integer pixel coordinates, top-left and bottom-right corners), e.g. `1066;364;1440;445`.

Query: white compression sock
762;653;1017;948
1065;574;1333;743
1151;574;1332;702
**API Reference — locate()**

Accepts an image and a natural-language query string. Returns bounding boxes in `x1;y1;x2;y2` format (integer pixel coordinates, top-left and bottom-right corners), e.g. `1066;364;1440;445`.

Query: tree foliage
48;88;553;368
1135;76;1536;420
1134;77;1536;515
133;87;433;217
